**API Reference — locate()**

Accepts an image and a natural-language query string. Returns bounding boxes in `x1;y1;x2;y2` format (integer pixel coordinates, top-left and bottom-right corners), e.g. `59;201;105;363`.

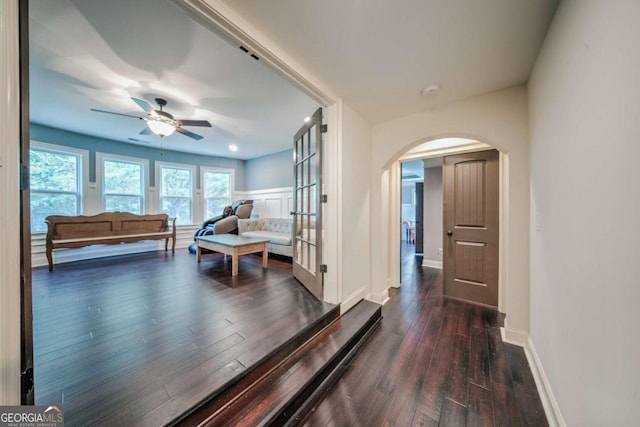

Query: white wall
422;166;443;268
339;103;372;312
528;1;640;425
371;86;531;336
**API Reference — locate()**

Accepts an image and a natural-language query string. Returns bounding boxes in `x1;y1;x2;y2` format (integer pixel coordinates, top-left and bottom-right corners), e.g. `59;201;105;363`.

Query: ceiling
30;0;559;160
217;0;559;124
401;160;425;181
29;0;320;160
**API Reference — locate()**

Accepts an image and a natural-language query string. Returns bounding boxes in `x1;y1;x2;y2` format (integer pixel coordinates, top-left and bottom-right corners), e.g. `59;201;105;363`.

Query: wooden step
168;303;341;426
174;300;382;426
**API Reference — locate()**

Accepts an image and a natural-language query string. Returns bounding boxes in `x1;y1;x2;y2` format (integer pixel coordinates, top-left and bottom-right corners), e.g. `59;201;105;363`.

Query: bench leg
172;236;176;254
46;247;53;271
165;238;169;251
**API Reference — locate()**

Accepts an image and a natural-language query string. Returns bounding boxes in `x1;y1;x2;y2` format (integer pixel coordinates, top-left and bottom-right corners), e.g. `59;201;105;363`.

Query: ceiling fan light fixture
147;119;176;137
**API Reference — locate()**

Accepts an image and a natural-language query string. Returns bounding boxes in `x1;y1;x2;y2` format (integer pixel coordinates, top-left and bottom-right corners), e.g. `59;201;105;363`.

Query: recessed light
303;116;311;123
421;84;441;97
228;144;238;152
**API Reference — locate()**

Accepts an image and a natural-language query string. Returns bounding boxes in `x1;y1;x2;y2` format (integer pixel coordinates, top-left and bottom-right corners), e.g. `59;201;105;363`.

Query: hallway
303;243;547;426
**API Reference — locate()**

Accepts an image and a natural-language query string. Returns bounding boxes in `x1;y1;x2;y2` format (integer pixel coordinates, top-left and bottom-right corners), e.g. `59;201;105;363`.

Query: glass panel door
292;108;323;299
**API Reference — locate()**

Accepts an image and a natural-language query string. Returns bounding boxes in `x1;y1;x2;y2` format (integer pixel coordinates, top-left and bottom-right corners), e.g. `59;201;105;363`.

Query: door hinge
321;124;327;133
321;194;328;203
20;163;30;191
320;264;328;273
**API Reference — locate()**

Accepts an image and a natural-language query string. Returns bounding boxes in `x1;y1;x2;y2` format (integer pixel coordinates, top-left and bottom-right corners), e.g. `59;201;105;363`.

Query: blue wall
245;149;293;191
30;124;247;190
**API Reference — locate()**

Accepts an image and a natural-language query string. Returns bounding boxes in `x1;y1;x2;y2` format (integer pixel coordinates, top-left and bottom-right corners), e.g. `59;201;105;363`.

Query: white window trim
156;160;197;225
30;141;89;231
200;166;235;222
96;152;149;214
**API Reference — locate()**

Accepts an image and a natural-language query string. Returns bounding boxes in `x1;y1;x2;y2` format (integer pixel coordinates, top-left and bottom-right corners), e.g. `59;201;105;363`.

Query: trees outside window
102;158;145;214
30;146;83;233
203;169;232;219
159;164;194;225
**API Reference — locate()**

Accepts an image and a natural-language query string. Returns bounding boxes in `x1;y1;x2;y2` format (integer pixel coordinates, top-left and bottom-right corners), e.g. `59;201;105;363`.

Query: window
98;154;146;214
158;162;195;225
30;143;85;233
202;168;233;219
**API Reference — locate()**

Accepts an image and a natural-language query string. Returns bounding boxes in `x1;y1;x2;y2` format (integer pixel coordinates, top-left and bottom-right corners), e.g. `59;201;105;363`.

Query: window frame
155;160;196;225
29;141;89;234
96;152;149;214
200;166;235;221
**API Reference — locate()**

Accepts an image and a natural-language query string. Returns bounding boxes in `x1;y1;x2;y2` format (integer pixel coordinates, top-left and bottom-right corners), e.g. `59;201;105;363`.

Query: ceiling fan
91;97;211;140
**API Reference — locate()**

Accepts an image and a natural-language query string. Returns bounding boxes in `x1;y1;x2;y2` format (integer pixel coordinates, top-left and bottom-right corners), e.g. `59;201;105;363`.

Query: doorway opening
392;137;508;311
400;158;444;267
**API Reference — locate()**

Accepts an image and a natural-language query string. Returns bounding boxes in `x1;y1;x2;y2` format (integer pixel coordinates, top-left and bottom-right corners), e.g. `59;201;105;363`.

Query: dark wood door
415;182;424;253
292;108;323;299
443;150;499;307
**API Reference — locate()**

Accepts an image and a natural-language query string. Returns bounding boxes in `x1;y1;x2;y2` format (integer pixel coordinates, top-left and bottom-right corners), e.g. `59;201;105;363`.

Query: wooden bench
45;212;176;271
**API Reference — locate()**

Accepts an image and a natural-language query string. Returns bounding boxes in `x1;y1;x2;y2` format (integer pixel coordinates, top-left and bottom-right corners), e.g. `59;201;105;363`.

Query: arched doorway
384;137;508;311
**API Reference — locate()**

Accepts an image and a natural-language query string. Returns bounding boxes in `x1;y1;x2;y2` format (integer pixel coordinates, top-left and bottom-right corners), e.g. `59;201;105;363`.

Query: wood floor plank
504;344;549;427
445;332;471;406
414;303;458;420
467;382;495;427
438;398;467;426
487;326;523;427
469;326;491;389
375;329;421;395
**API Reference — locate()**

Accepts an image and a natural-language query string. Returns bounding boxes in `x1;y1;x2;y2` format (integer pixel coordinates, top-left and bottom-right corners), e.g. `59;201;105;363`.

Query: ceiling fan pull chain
160;135;164;156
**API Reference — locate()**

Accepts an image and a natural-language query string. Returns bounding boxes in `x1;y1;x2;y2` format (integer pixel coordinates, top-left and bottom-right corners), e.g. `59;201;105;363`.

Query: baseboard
499;322;565;427
341;286;367;314
500;324;528;348
367;289;390;306
422;259;442;269
525;337;566;427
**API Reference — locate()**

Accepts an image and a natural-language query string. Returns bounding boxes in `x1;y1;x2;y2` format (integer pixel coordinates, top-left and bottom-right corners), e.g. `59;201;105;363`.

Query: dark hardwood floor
32;249;334;426
32;244;547;426
302;243;548;427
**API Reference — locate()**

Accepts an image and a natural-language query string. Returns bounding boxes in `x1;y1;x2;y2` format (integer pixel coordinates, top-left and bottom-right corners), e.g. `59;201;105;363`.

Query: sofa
238;218;293;257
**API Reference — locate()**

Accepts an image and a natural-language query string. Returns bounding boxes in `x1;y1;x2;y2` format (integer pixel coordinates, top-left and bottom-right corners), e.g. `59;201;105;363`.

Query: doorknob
447;230;453;236
290;211;297;216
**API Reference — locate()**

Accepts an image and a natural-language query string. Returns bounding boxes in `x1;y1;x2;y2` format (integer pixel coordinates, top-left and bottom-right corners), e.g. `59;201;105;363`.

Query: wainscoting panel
235;187;294;219
264;198;283;218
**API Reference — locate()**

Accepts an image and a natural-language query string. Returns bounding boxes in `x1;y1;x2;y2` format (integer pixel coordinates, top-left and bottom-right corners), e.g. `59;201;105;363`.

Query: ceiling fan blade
139;127;153;135
131;97;153;113
90;108;143;120
175;127;203;140
175;119;212;127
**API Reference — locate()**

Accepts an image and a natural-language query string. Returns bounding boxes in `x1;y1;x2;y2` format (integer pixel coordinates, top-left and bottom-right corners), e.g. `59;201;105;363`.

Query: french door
292;108;323;299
